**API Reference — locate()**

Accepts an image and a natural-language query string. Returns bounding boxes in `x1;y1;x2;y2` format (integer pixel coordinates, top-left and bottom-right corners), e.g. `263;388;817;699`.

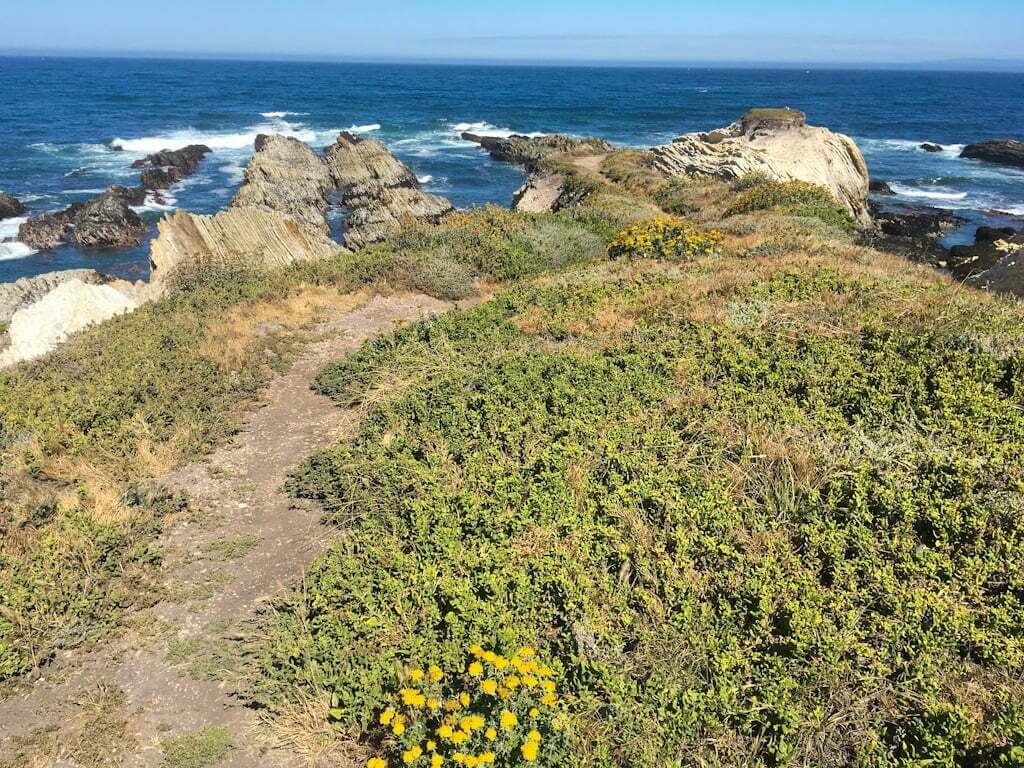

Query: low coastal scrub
0;206;612;680
607;217;722;261
250;249;1024;765
725;178;856;233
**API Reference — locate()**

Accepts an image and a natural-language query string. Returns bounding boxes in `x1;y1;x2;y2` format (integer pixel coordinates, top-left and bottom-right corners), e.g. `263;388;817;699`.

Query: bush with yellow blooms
362;646;567;768
607;216;722;261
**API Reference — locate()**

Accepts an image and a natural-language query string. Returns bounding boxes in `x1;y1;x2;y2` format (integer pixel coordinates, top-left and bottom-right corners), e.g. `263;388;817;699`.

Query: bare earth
0;291;452;768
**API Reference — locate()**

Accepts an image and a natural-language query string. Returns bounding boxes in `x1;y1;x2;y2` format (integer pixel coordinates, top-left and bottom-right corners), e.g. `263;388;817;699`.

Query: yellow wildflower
427;698;441;710
521;741;539;762
529;708;540;717
541;692;557;706
485;727;497;740
468;661;484;677
504;675;521;689
437;724;454;740
480;679;498;695
427;741;436;752
393;715;407;736
479;753;496;765
518;647;535;658
431;756;444;768
540;680;556;694
380;708;396;726
428;665;444;682
492;656;509;670
410;668;424;681
521;674;538;688
368;759;387;768
459;692;471;707
470;644;484;658
499;710;518;729
403;746;423;765
460;715;485;732
401;689;426;708
527;729;541;743
450;731;469;745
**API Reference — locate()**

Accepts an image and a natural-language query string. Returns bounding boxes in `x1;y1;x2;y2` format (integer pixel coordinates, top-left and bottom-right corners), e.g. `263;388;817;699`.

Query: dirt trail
0;292;452;768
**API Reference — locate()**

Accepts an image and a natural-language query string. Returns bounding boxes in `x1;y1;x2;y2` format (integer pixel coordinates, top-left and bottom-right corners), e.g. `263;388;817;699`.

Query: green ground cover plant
249;243;1024;766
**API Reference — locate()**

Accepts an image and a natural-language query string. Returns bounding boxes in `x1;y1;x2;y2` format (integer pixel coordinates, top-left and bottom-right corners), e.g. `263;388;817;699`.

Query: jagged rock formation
461;133;613;213
132;144;212;190
652;108;871;225
950;226;1024;280
869;180;896;196
232;134;333;236
0;269;106;323
326;132;453;248
462;133;614;172
18;188;145;250
149;207;339;280
865;202;964;263
961;139;1024;169
0;192;25;220
0;279;145;367
920;143;944;153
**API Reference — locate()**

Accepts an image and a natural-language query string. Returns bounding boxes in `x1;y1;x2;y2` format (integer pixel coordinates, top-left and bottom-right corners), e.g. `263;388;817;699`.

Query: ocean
1;57;1022;282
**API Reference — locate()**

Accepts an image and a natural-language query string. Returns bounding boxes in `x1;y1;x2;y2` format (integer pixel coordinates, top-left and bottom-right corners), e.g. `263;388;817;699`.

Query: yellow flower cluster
608;217;723;262
365;645;563;768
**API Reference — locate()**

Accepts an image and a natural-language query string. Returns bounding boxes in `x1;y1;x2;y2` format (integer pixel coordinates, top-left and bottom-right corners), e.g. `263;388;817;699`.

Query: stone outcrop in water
960;140;1024;169
0;192;25;221
461;133;613;172
865;202;965;262
18;188;145;250
326;132;453;248
232;134;333;236
652;108;871;225
149;207;339;280
133;144;212;190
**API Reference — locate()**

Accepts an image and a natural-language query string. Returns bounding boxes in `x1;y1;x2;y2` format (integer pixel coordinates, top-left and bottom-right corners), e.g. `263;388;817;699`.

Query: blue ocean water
1;57;1023;282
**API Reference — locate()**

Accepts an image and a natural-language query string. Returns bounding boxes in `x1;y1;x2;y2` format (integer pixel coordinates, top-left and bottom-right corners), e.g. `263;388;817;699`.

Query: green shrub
608;217;723;261
725;178;857;233
249;266;1024;766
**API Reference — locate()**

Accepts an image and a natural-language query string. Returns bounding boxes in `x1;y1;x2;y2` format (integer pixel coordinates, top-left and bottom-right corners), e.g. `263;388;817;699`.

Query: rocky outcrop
0;278;145;367
920;143;944;153
865;203;964;262
232;134;332;235
461;133;614;172
0;192;25;220
18;188;145;250
511;172;589;214
133;145;212;190
326;132;453;248
71;191;145;248
149;207;339;280
948;225;1024;279
0;269;106;323
960;140;1024;169
652;108;871;225
869;180;896;196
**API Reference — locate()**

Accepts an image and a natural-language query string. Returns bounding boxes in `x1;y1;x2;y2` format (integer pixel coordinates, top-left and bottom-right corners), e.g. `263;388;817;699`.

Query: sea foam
890;183;969;202
0;217;37;261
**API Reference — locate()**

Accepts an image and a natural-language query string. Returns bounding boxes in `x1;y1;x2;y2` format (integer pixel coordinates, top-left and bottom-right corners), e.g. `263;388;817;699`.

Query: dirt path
0;292;452;768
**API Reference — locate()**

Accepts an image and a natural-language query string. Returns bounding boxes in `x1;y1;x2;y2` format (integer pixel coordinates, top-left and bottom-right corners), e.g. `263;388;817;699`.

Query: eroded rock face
0;279;143;367
652;108;871;225
0;192;26;220
18;188;145;250
0;269;106;324
326;132;453;248
71;192;145;248
961;140;1024;169
232;134;333;235
949;225;1024;280
865;202;965;263
149;207;340;280
462;133;614;172
133;145;212;190
869;180;896;196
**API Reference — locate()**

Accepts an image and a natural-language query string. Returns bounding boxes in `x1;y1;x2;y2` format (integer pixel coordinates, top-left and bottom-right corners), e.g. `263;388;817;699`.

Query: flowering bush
362;646;567;768
607;217;722;261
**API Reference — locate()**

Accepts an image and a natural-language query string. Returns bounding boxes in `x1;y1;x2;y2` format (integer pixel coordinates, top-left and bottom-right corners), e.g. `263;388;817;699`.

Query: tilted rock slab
150;207;339;280
326;132;453;248
652;109;871;225
232;134;334;236
0;269;106;324
0;279;144;367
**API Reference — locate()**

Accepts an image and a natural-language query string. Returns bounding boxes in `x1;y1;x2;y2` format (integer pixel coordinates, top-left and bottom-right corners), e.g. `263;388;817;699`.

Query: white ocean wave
131;191;177;214
0;217;37;261
417;174;433;184
999;204;1024;216
889;182;969;202
450;121;547;139
261;111;309;119
109;116;342;155
347;123;381;134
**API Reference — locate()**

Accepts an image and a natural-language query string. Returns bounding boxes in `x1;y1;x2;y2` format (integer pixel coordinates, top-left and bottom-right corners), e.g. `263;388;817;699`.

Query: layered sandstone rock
0;269;106;324
462;133;613;172
327;132;453;248
232;134;333;235
132;144;212;190
18;188;145;250
652;108;871;225
0;279;144;367
149;207;339;280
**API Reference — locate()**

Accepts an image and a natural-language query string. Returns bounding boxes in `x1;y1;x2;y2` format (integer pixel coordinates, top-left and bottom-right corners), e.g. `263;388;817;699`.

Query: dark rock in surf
920;143;944;153
133;144;212;189
960;140;1024;169
19;189;145;250
0;192;26;220
869;180;896;195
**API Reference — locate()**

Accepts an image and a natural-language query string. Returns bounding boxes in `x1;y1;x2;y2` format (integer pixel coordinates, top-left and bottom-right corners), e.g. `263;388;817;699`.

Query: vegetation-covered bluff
0;111;1022;768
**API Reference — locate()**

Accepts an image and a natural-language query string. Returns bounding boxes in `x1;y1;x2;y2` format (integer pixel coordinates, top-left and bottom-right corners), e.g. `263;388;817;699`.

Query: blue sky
4;0;1023;65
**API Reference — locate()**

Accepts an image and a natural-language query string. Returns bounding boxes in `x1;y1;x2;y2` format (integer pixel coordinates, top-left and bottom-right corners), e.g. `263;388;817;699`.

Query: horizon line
2;48;1024;74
